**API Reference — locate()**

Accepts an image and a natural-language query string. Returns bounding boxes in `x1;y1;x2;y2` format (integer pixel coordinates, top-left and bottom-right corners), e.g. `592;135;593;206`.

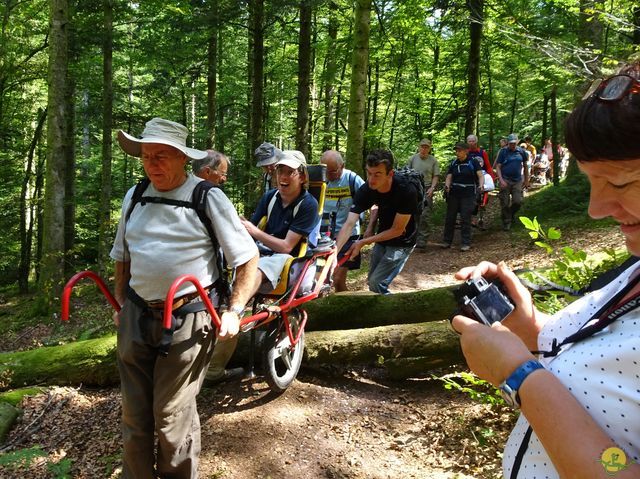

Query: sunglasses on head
583;74;640;102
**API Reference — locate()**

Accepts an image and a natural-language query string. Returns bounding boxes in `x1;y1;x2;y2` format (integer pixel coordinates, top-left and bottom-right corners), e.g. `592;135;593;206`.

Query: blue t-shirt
497;146;528;182
323;169;365;238
447;158;481;197
251;189;320;248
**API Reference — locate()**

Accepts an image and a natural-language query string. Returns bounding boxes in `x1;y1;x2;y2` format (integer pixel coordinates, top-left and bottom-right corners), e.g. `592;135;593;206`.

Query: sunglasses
583;74;640;102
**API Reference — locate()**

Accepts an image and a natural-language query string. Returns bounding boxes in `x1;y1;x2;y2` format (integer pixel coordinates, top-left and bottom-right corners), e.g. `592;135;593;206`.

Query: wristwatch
226;305;245;316
499;360;545;408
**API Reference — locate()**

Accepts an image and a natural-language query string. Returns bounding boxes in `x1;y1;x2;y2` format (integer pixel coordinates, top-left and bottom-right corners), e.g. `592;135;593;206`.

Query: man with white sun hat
111;117;258;478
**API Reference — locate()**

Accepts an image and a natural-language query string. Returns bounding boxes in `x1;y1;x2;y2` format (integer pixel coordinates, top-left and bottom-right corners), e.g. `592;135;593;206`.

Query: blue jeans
368;243;415;294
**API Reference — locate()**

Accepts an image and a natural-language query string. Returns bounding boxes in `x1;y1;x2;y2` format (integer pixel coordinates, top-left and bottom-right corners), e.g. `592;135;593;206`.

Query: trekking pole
61;271;120;321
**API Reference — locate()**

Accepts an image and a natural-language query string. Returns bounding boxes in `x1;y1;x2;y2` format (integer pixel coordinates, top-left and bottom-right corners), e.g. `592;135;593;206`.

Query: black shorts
337;235;362;270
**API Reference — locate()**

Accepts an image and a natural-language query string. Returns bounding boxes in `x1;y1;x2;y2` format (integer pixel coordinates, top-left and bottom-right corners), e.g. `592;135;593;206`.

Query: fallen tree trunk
0;321;463;389
0;337;118;390
304;285;457;331
304;321;462;369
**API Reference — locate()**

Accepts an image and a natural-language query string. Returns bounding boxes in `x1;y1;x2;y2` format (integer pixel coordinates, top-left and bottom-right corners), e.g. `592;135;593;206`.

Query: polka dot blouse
503;263;640;478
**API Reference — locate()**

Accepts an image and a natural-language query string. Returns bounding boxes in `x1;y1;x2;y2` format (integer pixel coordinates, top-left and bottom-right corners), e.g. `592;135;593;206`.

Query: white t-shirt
110;174;258;301
503;262;640;478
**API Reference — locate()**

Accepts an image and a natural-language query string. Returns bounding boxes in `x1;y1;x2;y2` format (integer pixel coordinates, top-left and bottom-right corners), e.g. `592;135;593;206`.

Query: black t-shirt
447;158;481;197
350;176;419;247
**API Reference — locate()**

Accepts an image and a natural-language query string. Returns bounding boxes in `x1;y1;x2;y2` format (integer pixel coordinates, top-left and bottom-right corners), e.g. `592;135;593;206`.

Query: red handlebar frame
61;271;121;321
162;275;221;330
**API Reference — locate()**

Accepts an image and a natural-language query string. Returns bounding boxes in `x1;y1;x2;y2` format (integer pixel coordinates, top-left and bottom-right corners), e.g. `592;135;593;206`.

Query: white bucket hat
117;118;208;160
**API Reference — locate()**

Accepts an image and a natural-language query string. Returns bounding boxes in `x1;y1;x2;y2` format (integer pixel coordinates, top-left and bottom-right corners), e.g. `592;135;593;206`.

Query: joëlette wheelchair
61;164;341;393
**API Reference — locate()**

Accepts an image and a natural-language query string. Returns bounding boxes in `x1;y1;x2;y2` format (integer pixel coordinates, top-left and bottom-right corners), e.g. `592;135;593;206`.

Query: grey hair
320;149;344;166
192;150;229;173
466;134;478;143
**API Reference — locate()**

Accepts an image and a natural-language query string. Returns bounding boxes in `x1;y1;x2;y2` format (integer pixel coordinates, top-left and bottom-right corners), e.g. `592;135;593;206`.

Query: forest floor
1;192;625;479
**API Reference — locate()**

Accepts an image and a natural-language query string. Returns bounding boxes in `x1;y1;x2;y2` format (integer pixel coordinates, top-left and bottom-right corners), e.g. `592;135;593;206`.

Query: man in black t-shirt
335;149;419;294
442;142;484;251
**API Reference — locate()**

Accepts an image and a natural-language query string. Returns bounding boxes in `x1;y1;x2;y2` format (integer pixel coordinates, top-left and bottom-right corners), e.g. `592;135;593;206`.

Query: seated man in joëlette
240;150;320;296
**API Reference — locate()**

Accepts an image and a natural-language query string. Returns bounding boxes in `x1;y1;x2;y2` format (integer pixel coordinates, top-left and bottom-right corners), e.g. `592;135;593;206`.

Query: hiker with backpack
110;118;259;478
496;133;530;231
407;138;440;250
441;141;484;251
320;149;366;292
335;149;420;294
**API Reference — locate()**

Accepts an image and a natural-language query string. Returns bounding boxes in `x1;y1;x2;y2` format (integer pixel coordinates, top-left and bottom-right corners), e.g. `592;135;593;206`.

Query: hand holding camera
453;276;514;326
451;261;549;353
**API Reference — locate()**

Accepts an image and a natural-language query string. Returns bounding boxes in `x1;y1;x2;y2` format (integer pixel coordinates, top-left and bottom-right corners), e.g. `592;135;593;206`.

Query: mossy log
0;337;118;390
304;285;457;331
304;320;463;374
0;324;462;389
0;288;463;389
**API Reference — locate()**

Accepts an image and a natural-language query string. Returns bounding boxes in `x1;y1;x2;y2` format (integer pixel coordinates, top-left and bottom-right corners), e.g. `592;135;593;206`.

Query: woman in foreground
452;60;640;478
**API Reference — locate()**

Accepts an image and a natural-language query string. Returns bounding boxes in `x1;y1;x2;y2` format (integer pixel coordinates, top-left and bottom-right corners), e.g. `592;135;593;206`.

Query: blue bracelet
499;360;545;408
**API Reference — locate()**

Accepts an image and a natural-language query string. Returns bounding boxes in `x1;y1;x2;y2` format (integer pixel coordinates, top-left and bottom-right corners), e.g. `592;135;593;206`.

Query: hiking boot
460;245;471;252
204;367;245;386
440;243;452;249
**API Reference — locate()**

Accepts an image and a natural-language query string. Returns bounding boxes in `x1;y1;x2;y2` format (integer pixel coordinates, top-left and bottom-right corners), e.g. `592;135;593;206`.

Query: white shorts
258;254;292;292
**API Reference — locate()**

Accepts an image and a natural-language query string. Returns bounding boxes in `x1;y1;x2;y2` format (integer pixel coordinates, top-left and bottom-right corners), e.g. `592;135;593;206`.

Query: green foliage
0;446;46;469
0;387;46;407
0;446;72;479
518;215;628;313
47;457;73;478
435;371;505;408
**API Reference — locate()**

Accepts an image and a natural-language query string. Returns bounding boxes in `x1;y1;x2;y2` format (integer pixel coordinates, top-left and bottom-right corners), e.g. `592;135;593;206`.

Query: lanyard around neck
534;270;640;358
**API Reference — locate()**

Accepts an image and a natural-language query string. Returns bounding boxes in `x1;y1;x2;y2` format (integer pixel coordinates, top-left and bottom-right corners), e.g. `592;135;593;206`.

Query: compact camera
453;276;515;326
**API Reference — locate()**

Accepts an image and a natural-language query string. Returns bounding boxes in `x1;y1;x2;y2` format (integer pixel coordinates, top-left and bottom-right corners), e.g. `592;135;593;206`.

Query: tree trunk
304;322;462;378
322;2;338;151
295;0;312;160
578;0;604;76
97;0;113;278
484;44;494;157
634;6;640;45
34;151;46;284
334;44;349;151
428;43;439;132
304;286;456;331
0;321;462;390
63;70;76;279
40;0;70;311
206;0;218;149
0;286;462;389
464;0;483;136
249;0;264;153
217;28;225;153
345;0;371;171
509;64;519;134
18;109;48;293
541;93;548;148
551;85;559;186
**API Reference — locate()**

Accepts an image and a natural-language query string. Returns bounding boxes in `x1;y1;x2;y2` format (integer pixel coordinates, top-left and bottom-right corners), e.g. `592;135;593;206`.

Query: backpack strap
348;171;357;198
124;177;151;222
265;189;280;223
124;177;230;302
191;180;231;301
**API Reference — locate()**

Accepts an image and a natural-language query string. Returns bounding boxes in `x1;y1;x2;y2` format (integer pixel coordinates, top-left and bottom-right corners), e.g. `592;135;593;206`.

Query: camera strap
511;268;639;477
532;269;640;358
